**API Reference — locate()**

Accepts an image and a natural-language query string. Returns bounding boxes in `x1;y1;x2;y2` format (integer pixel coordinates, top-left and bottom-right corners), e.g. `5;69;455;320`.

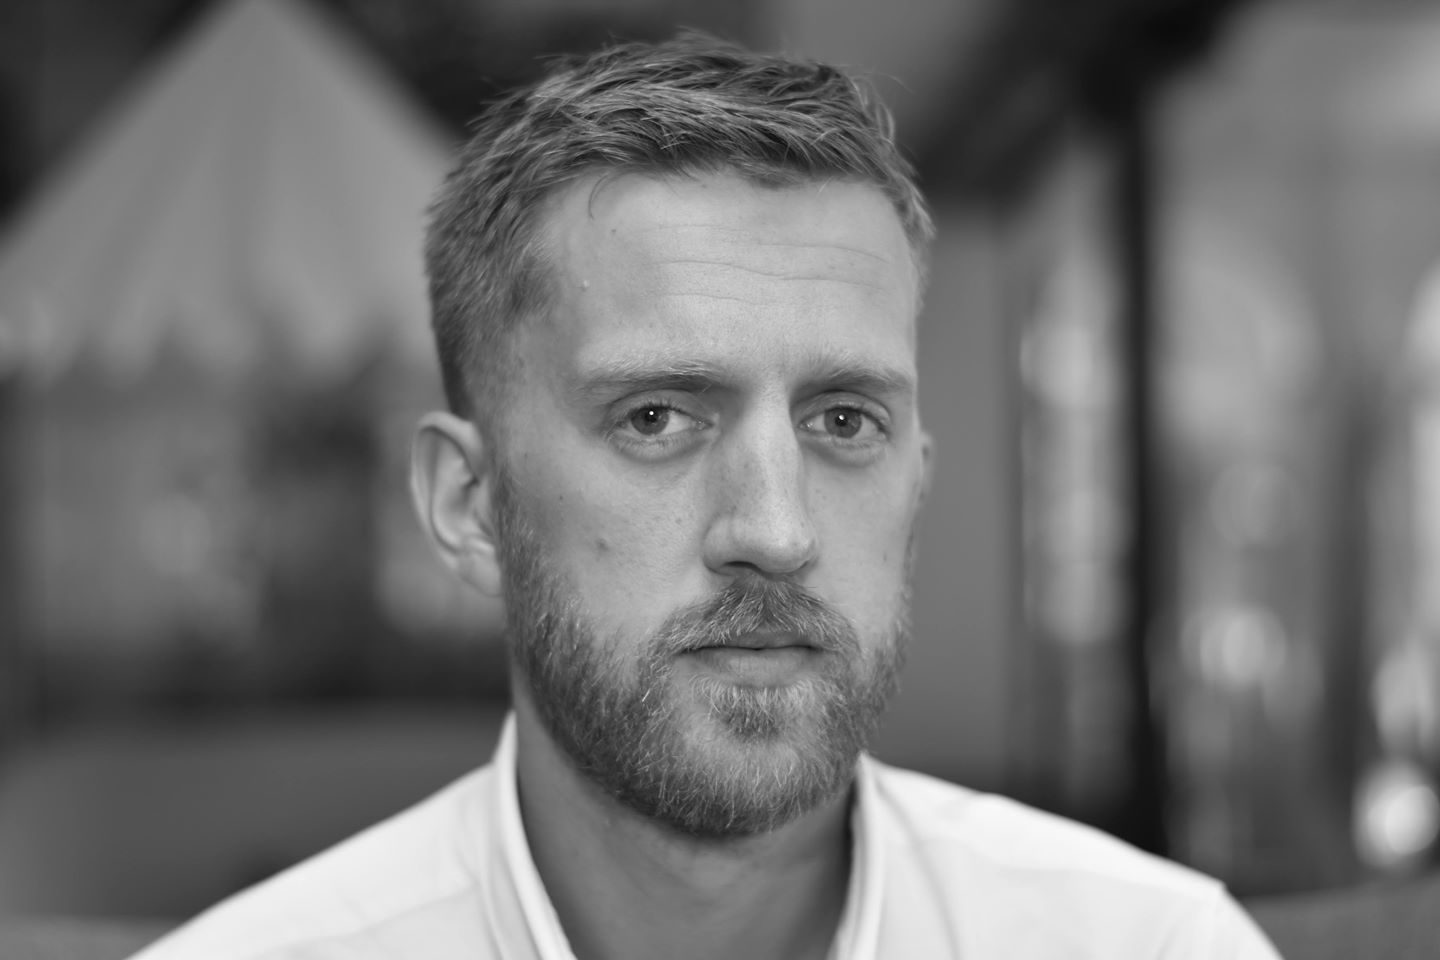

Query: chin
625;678;865;838
685;674;833;744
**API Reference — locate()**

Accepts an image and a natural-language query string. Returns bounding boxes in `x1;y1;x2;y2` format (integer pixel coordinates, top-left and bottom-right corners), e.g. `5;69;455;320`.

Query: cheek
810;481;917;624
524;458;703;625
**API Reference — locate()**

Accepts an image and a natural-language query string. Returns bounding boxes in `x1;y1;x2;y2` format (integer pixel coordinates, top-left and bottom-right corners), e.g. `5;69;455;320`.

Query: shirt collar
831;752;884;960
487;714;577;959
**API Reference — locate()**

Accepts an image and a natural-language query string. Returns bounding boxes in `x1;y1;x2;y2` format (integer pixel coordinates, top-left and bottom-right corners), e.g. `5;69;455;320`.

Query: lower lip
684;646;818;686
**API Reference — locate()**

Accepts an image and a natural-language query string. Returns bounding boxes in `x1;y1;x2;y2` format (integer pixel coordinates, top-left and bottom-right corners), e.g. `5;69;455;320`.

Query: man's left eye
801;406;881;442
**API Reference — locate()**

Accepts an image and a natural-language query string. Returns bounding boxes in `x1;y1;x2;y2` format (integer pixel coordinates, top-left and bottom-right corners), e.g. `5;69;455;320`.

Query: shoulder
866;758;1212;892
860;759;1280;958
128;766;498;960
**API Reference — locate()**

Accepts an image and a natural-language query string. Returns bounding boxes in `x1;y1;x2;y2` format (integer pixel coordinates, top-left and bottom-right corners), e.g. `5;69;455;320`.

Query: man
134;34;1281;959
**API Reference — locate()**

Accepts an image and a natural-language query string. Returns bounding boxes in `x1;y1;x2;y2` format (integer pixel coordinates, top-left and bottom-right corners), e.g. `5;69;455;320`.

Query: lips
683;643;819;687
695;631;812;652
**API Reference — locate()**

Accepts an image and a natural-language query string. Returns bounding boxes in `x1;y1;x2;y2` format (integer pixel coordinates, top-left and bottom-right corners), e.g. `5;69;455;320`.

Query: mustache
650;576;859;657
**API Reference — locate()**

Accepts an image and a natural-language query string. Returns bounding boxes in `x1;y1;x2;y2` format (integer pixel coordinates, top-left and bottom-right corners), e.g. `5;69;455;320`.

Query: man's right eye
614;403;704;442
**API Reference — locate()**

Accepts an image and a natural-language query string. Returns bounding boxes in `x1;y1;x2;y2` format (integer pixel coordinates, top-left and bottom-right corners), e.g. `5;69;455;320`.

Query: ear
410;411;503;596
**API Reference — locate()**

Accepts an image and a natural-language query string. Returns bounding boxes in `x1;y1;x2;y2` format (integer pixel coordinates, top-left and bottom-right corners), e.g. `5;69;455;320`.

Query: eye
822;407;867;440
802;404;883;443
615;403;703;441
630;405;673;436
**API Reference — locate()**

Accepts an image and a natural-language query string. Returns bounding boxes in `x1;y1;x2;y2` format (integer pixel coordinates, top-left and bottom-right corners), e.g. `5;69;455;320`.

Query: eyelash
800;402;890;453
607;399;709;451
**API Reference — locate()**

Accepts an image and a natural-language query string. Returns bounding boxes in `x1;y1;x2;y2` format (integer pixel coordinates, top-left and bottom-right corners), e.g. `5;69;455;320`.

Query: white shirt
131;716;1281;959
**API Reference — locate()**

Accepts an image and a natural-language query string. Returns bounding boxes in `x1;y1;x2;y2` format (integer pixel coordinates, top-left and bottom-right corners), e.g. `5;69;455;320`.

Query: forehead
528;171;920;381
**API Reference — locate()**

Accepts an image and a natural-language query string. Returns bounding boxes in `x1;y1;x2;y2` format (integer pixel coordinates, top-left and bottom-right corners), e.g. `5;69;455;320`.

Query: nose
702;411;818;578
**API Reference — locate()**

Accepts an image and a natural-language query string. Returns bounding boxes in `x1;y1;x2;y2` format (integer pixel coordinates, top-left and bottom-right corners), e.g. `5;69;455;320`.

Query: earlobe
410;412;504;596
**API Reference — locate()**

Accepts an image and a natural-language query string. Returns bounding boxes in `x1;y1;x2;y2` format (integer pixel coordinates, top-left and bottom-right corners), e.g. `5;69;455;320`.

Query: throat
515;699;854;960
549;825;851;960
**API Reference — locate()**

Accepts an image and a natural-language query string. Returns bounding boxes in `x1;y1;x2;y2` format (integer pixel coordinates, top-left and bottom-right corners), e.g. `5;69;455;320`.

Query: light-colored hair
424;32;933;430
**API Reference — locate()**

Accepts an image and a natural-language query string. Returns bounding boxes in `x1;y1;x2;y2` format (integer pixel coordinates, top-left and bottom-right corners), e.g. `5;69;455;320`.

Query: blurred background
1;0;1438;924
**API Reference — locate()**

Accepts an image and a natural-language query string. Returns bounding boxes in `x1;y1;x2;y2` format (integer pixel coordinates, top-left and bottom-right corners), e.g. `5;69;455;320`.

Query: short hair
424;32;933;428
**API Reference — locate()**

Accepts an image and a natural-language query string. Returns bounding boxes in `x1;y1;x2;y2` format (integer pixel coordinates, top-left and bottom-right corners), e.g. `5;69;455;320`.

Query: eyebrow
567;354;916;405
796;359;916;400
567;358;725;406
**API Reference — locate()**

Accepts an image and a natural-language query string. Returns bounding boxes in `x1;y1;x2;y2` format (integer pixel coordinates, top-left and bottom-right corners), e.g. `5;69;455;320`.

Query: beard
493;470;909;840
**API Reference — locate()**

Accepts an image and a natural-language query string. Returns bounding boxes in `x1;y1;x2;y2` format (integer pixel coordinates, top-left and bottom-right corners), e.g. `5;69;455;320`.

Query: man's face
493;171;928;836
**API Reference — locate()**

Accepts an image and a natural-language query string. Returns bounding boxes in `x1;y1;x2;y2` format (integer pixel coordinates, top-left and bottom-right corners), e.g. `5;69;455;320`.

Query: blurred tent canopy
0;0;451;385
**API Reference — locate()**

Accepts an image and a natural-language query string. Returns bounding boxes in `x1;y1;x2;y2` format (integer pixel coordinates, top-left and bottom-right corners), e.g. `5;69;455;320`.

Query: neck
511;692;854;960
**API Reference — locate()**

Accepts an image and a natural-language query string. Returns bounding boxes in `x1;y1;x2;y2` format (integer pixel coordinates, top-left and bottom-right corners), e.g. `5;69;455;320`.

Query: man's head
425;32;932;439
413;35;933;840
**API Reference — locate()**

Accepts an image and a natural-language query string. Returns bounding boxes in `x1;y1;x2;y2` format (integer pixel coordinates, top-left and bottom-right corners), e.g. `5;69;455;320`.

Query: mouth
681;634;822;686
703;631;813;652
